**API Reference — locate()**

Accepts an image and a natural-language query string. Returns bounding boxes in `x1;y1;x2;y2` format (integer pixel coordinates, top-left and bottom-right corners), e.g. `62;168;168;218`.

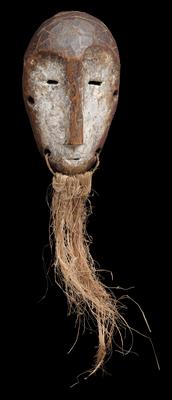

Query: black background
4;0;161;397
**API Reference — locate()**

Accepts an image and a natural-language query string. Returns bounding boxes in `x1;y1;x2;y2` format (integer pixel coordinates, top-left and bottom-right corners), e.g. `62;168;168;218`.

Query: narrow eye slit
27;96;34;105
88;80;102;86
47;80;58;84
113;90;118;96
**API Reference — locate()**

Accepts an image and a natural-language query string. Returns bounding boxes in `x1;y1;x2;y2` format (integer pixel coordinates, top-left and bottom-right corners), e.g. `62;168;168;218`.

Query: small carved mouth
68;157;80;161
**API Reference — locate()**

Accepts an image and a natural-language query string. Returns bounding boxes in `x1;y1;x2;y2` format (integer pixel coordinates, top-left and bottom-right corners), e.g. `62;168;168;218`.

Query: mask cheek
29;85;70;154
83;89;113;154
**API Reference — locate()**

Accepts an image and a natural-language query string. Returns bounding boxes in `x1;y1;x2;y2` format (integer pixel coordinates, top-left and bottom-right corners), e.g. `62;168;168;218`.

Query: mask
23;11;120;174
23;11;122;377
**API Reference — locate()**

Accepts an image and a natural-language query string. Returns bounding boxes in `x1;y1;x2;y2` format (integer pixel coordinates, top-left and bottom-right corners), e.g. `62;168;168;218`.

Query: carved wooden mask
23;11;120;174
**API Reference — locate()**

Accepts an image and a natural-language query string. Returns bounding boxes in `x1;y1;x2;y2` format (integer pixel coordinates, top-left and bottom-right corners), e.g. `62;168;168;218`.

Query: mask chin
46;150;97;175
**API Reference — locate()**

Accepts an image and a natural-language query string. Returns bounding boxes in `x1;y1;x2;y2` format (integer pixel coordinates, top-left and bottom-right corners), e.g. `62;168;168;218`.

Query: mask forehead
23;11;120;174
25;11;118;58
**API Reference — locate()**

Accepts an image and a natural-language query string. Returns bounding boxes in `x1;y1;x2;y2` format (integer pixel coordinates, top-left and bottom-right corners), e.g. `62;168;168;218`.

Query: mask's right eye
47;80;58;84
88;81;102;86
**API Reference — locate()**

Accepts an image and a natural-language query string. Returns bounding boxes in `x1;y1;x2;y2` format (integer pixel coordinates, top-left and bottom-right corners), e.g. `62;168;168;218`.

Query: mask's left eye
47;80;58;84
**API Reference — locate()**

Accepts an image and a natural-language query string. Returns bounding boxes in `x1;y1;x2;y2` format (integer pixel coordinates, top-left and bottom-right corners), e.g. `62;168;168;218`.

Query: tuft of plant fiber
50;171;122;374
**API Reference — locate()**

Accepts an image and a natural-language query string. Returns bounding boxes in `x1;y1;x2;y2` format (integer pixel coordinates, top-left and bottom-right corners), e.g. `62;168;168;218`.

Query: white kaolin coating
28;49;119;168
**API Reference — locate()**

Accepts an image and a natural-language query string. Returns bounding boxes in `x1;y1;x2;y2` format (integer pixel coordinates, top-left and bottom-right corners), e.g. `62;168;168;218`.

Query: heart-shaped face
23;11;120;174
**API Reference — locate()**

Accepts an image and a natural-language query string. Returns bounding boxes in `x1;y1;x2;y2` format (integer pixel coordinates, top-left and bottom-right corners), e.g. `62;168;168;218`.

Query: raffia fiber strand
51;171;121;373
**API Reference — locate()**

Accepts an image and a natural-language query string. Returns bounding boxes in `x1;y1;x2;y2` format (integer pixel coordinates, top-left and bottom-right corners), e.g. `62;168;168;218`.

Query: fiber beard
51;170;121;374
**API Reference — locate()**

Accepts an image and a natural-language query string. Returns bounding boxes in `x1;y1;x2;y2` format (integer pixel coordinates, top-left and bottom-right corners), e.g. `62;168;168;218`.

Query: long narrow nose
66;60;83;145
